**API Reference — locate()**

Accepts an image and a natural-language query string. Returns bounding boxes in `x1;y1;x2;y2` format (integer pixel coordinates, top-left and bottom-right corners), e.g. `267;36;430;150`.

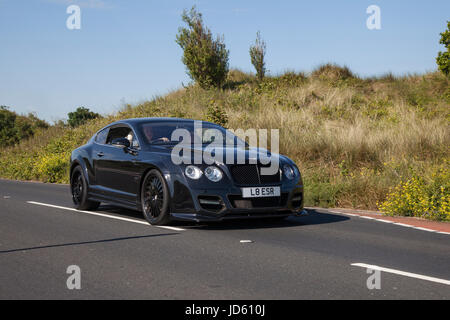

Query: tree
176;6;229;89
0;106;48;147
249;31;267;81
27;112;49;130
436;21;450;77
0;106;18;147
67;107;100;128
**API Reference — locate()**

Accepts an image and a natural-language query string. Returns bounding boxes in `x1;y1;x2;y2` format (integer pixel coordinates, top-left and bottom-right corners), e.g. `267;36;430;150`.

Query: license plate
241;186;281;198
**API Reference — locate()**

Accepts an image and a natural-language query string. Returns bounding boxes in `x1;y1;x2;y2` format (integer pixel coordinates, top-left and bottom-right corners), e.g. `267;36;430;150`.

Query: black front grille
230;165;259;185
230;164;281;185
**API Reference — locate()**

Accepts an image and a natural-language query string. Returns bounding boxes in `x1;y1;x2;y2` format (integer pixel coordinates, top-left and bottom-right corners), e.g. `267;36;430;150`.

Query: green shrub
305;182;343;207
249;31;267;81
378;165;450;221
436;21;450;77
68;107;100;128
311;63;355;81
276;71;307;87
205;100;228;127
34;153;69;183
0;106;19;147
176;6;229;89
0;106;49;147
363;97;391;120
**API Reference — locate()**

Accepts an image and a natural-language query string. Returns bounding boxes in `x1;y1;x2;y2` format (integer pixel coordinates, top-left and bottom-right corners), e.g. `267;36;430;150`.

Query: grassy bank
1;65;449;220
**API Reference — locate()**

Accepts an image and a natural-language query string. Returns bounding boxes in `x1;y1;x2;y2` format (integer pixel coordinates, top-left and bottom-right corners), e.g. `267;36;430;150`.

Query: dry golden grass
0;65;448;214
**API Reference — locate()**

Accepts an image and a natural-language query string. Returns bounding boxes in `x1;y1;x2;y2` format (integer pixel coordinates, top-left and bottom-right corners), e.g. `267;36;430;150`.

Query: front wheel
141;169;171;225
71;166;100;210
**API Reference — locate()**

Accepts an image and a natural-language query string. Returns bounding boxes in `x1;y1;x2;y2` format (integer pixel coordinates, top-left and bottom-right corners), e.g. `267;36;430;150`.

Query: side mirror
111;138;130;149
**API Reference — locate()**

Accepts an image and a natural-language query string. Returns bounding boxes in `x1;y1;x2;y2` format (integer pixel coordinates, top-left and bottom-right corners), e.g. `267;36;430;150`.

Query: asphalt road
0;179;449;299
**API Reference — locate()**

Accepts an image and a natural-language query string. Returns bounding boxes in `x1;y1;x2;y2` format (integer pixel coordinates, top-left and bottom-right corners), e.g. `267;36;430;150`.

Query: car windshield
137;121;247;147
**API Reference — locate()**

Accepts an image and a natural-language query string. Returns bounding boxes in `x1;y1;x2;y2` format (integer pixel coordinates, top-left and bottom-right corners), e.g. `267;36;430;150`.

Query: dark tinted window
95;128;109;144
138;122;244;146
106;126;132;144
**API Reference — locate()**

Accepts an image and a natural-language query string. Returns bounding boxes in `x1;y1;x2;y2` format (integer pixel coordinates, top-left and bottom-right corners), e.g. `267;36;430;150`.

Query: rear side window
106;126;132;144
95;128;109;144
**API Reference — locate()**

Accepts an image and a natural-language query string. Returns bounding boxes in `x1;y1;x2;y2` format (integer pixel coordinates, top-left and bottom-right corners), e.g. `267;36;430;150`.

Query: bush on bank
379;165;449;221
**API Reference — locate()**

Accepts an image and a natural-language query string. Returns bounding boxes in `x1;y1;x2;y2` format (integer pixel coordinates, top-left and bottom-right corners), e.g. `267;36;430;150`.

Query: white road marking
26;201;185;231
240;240;253;243
359;216;376;220
375;219;394;224
393;223;415;228
351;263;450;286
327;210;449;235
337;212;359;217
412;227;436;232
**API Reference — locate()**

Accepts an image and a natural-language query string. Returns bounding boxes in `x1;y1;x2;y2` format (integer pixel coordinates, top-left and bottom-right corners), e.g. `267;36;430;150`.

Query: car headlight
283;164;295;180
293;164;302;184
293;165;300;177
185;165;202;180
204;166;223;182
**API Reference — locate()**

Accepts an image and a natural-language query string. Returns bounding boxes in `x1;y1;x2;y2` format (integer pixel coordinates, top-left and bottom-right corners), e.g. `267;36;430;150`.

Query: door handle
97;152;105;157
129;149;139;156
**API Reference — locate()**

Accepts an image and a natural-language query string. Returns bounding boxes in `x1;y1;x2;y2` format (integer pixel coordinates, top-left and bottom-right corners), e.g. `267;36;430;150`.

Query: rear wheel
71;166;100;210
141;169;171;225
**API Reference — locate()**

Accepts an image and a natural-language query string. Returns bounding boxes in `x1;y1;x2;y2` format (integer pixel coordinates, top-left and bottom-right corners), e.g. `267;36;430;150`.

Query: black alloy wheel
141;169;171;225
70;166;100;210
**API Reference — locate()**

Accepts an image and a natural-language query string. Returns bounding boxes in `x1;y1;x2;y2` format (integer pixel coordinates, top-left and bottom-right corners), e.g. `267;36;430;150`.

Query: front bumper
169;182;305;222
171;209;308;222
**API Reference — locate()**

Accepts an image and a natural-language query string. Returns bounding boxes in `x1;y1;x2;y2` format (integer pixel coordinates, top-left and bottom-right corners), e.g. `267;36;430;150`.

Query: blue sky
0;0;448;122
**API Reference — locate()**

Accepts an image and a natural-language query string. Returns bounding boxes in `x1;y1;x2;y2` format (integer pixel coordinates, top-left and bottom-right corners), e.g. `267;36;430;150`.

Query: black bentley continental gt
70;118;305;225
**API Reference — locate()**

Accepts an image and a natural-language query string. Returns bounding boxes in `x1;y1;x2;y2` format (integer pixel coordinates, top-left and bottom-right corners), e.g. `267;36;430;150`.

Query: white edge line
375;219;394;224
26;201;185;231
393;223;415;228
359;216;376;220
336;211;447;235
337;212;359;217
351;263;450;286
412;227;437;232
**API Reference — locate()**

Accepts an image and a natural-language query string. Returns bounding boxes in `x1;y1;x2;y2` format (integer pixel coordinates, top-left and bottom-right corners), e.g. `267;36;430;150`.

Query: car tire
141;169;171;225
71;166;100;211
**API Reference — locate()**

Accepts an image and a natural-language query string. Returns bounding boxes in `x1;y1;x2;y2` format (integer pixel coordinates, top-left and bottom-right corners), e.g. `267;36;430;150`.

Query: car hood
149;144;289;165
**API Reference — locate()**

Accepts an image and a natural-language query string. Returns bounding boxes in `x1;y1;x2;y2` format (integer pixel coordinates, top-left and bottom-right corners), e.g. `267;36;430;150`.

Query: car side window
126;130;140;149
106;126;132;144
131;135;140;149
95;128;109;144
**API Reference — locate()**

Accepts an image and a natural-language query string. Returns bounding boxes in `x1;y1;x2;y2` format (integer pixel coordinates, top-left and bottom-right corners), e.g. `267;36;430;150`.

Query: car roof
110;117;216;126
96;117;219;134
